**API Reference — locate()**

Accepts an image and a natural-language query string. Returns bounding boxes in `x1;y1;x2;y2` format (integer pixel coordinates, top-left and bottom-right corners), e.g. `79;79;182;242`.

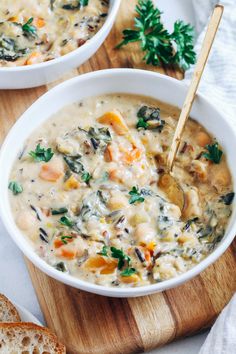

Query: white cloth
184;1;236;353
185;0;236;131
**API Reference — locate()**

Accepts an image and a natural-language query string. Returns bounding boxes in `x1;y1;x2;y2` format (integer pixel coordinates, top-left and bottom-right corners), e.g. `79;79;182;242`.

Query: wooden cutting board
0;1;236;353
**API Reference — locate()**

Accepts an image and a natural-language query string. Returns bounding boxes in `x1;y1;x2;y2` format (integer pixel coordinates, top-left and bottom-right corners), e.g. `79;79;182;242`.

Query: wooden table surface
0;1;235;353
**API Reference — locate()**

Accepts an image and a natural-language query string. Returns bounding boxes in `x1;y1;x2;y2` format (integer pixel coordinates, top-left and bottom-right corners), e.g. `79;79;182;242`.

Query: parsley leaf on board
117;0;196;70
128;186;145;204
8;181;23;195
202;142;223;164
22;18;37;38
29;144;54;162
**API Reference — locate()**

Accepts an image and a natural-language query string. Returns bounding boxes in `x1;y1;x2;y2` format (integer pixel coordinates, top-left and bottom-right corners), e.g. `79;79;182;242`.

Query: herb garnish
52;207;68;215
120;268;137;277
220;192;235;205
97;245;109;256
128;186;145;204
8;181;23;195
59;216;74;227
202;142;223;164
117;0;196;70
111;247;131;270
136;105;165;131
29;144;54;162
82;172;92;184
61;235;73;244
22;18;37;38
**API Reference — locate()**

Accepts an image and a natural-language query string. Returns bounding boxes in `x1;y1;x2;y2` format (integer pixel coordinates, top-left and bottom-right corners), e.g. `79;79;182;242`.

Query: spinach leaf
220;192;234;205
136;106;165;131
64;155;84;174
8;181;23;195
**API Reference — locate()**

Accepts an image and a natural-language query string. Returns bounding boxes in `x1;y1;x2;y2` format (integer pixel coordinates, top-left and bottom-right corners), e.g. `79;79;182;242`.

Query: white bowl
0;0;120;89
0;69;235;297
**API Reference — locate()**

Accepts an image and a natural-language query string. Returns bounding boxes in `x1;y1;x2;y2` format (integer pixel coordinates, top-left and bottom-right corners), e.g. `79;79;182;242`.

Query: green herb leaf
97;245;109;256
120;267;137;277
220;192;235;205
136;105;165;131
111;247;131;270
8;181;23;195
59;216;74;227
63;155;84;174
117;0;196;70
51;207;68;215
202;142;223;164
80;0;89;6
82;172;92;184
62;0;89;10
29;144;54;162
128;186;145;204
22;18;37;38
55;262;67;272
61;235;73;244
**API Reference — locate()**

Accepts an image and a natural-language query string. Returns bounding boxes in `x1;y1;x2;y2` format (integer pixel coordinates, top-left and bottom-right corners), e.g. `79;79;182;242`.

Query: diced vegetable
98;110;129;135
39;163;63;182
64;175;80;190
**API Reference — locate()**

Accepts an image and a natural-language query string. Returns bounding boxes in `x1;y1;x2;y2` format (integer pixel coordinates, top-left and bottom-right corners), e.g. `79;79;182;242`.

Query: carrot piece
39;164;63;182
59;248;76;260
25;52;42;65
104;144;114;162
120;274;139;284
100;260;117;274
8;16;19;22
85;256;117;274
98;110;129;135
122;147;142;164
54;239;64;249
35;17;45;28
146;241;156;255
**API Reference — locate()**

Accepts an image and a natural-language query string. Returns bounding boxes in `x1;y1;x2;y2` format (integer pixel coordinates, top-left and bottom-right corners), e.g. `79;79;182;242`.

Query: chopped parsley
120;267;137;277
128;186;145;204
8;181;23;195
82;172;92;184
97;245;109;256
22;18;37;38
61;235;73;245
29;144;54;162
202;142;223;164
52;207;68;215
111;247;131;270
59;216;74;227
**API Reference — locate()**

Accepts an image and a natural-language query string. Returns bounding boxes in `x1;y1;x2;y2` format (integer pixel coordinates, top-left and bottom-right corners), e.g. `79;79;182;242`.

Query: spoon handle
167;5;224;171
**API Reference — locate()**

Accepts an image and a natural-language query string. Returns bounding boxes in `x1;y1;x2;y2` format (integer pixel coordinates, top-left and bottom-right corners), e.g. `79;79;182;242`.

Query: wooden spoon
167;4;224;171
158;5;224;211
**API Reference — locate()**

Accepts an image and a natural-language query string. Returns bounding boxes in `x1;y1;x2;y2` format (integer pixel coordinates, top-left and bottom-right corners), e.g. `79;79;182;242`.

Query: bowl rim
0;68;235;297
0;0;121;73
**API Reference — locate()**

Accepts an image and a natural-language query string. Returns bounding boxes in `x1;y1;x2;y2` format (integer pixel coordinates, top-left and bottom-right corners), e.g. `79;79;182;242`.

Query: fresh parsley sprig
202;142;223;164
110;247;131;270
29;144;54;162
128;186;145;204
22;18;37;38
117;0;196;70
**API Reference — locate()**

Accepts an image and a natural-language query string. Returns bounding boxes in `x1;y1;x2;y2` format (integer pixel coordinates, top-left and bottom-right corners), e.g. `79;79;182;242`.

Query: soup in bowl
0;69;235;297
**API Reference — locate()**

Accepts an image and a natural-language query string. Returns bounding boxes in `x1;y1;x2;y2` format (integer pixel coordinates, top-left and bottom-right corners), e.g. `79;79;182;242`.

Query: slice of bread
0;322;66;353
0;294;21;322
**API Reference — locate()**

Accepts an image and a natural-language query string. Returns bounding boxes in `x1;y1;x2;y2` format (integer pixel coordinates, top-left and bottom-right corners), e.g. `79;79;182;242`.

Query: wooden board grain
0;1;236;353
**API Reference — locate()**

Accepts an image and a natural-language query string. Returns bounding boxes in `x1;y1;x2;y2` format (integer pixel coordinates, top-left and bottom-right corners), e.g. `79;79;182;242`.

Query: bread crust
0;294;21;322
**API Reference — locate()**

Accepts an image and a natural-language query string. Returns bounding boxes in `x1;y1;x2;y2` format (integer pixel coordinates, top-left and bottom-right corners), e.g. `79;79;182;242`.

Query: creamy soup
0;0;109;66
9;94;234;287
